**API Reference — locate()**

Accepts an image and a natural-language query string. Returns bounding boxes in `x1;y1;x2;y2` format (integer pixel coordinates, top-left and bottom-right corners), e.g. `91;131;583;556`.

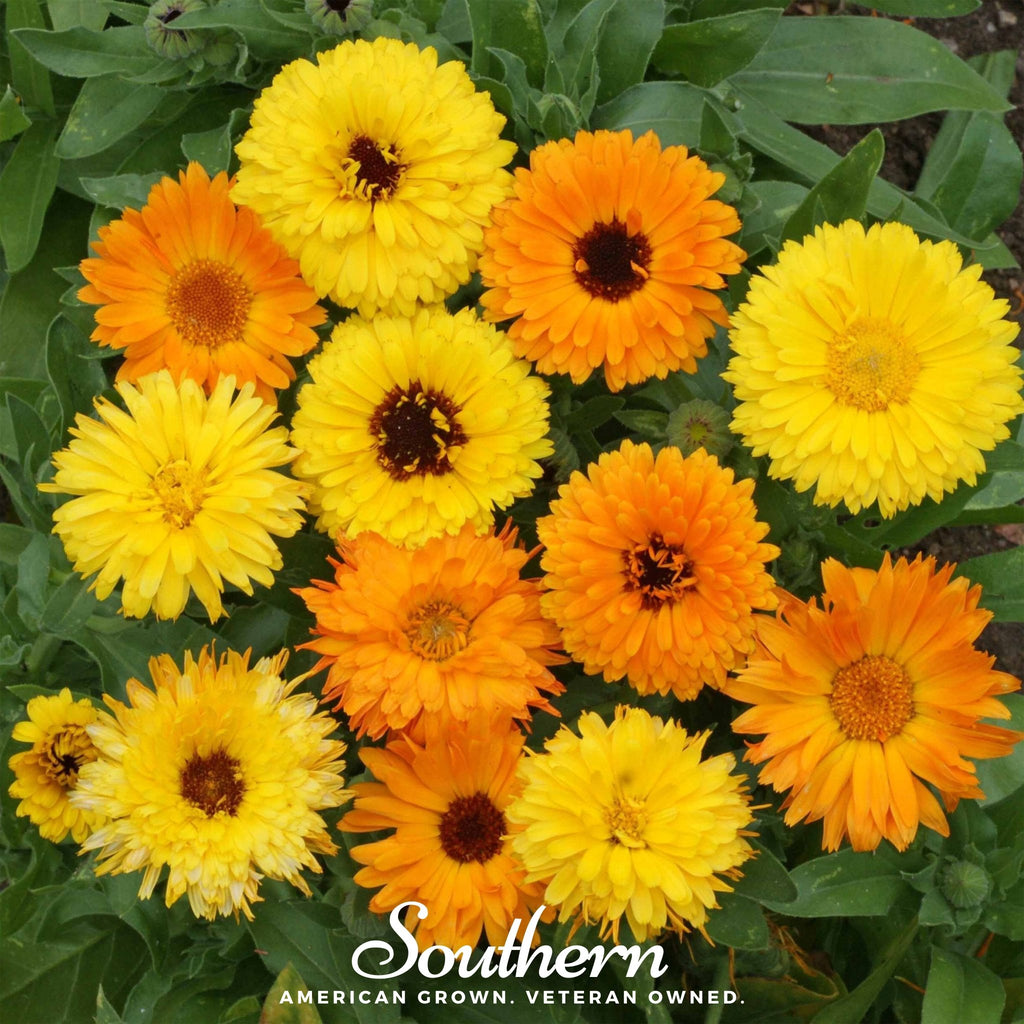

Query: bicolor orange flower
537;441;778;699
79;162;325;403
296;524;565;739
723;555;1022;852
479;129;745;391
341;717;549;950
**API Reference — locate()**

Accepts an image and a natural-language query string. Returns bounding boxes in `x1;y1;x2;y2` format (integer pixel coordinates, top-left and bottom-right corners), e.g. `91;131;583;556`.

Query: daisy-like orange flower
722;555;1022;852
340;716;549;950
79;162;325;403
479;129;745;391
296;524;565;739
537;441;778;699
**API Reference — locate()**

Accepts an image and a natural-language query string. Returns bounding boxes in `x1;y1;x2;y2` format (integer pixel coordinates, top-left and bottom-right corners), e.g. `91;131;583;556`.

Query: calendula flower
232;38;514;316
341;716;548;950
8;689;105;843
78;163;325;404
537;441;778;700
725;220;1024;517
507;707;754;942
722;555;1022;852
41;372;306;621
71;647;349;920
290;307;552;547
296;524;565;739
479;129;745;391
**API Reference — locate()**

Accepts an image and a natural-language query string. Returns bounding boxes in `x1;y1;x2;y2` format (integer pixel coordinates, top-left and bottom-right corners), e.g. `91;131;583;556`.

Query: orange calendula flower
8;688;105;843
341;716;549;950
722;555;1023;852
296;524;565;739
479;129;745;391
537;441;778;699
79;162;325;403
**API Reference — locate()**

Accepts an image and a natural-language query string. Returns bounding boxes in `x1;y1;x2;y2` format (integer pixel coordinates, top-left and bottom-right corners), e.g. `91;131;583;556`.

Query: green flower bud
305;0;374;35
666;399;733;459
939;859;991;909
144;0;209;60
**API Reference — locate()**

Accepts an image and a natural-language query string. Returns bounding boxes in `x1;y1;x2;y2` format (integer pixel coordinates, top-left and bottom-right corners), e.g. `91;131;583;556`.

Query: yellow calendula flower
723;555;1022;852
290;306;552;547
725;220;1024;517
232;37;515;316
507;707;754;942
41;372;307;621
537;440;778;700
71;646;349;920
480;129;745;391
341;716;549;950
78;162;325;404
8;688;105;843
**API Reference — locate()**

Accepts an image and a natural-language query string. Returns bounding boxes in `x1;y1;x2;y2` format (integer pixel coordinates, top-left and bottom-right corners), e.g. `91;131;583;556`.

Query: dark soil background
797;0;1024;677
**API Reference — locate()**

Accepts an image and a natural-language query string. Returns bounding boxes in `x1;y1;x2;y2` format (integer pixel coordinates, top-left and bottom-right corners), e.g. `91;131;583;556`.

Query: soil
793;0;1024;677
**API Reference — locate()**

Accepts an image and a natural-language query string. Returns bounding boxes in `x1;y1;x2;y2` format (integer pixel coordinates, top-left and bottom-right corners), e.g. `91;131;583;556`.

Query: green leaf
261;964;325;1024
0;86;32;143
974;695;1024;805
812;916;919;1024
652;8;782;89
705;892;770;950
55;76;165;160
858;0;978;13
592;81;707;147
613;409;669;439
732;840;798;904
782;129;884;241
181;109;249;176
591;0;664;104
45;316;108;432
914;52;1022;242
566;395;625;431
171;0;311;60
79;173;165;210
763;847;913;917
95;987;127;1024
7;0;56;116
731;17;1009;125
921;948;1005;1024
11;25;165;79
0;122;61;274
466;0;547;87
958;548;1024;604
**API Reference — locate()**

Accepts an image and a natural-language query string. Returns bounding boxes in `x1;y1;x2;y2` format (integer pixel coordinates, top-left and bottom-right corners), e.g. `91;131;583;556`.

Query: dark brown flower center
370;382;466;480
325;0;351;11
623;534;696;609
44;726;96;787
348;135;404;201
439;792;505;864
180;749;245;817
573;218;652;301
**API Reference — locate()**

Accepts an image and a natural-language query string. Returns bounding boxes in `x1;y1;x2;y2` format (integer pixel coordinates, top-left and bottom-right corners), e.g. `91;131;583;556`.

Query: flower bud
939;859;991;909
305;0;374;35
144;0;210;60
667;398;733;459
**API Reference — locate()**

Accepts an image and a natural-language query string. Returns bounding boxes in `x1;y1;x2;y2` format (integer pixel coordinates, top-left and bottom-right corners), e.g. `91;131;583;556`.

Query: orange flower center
830;655;915;741
439;792;505;864
826;318;920;411
348;135;404;202
180;748;245;817
370;382;466;480
606;795;647;848
166;259;252;350
151;460;205;528
623;534;696;609
43;726;96;787
573;213;651;301
406;600;472;661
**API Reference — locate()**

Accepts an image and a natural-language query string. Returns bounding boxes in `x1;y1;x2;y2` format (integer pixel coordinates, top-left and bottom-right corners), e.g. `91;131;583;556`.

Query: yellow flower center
826;318;920;411
406;600;472;661
830;654;915;741
43;726;96;787
180;748;245;817
346;134;405;203
438;792;505;864
606;795;647;848
623;534;696;609
151;460;205;528
573;210;651;302
370;382;467;481
166;258;252;350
